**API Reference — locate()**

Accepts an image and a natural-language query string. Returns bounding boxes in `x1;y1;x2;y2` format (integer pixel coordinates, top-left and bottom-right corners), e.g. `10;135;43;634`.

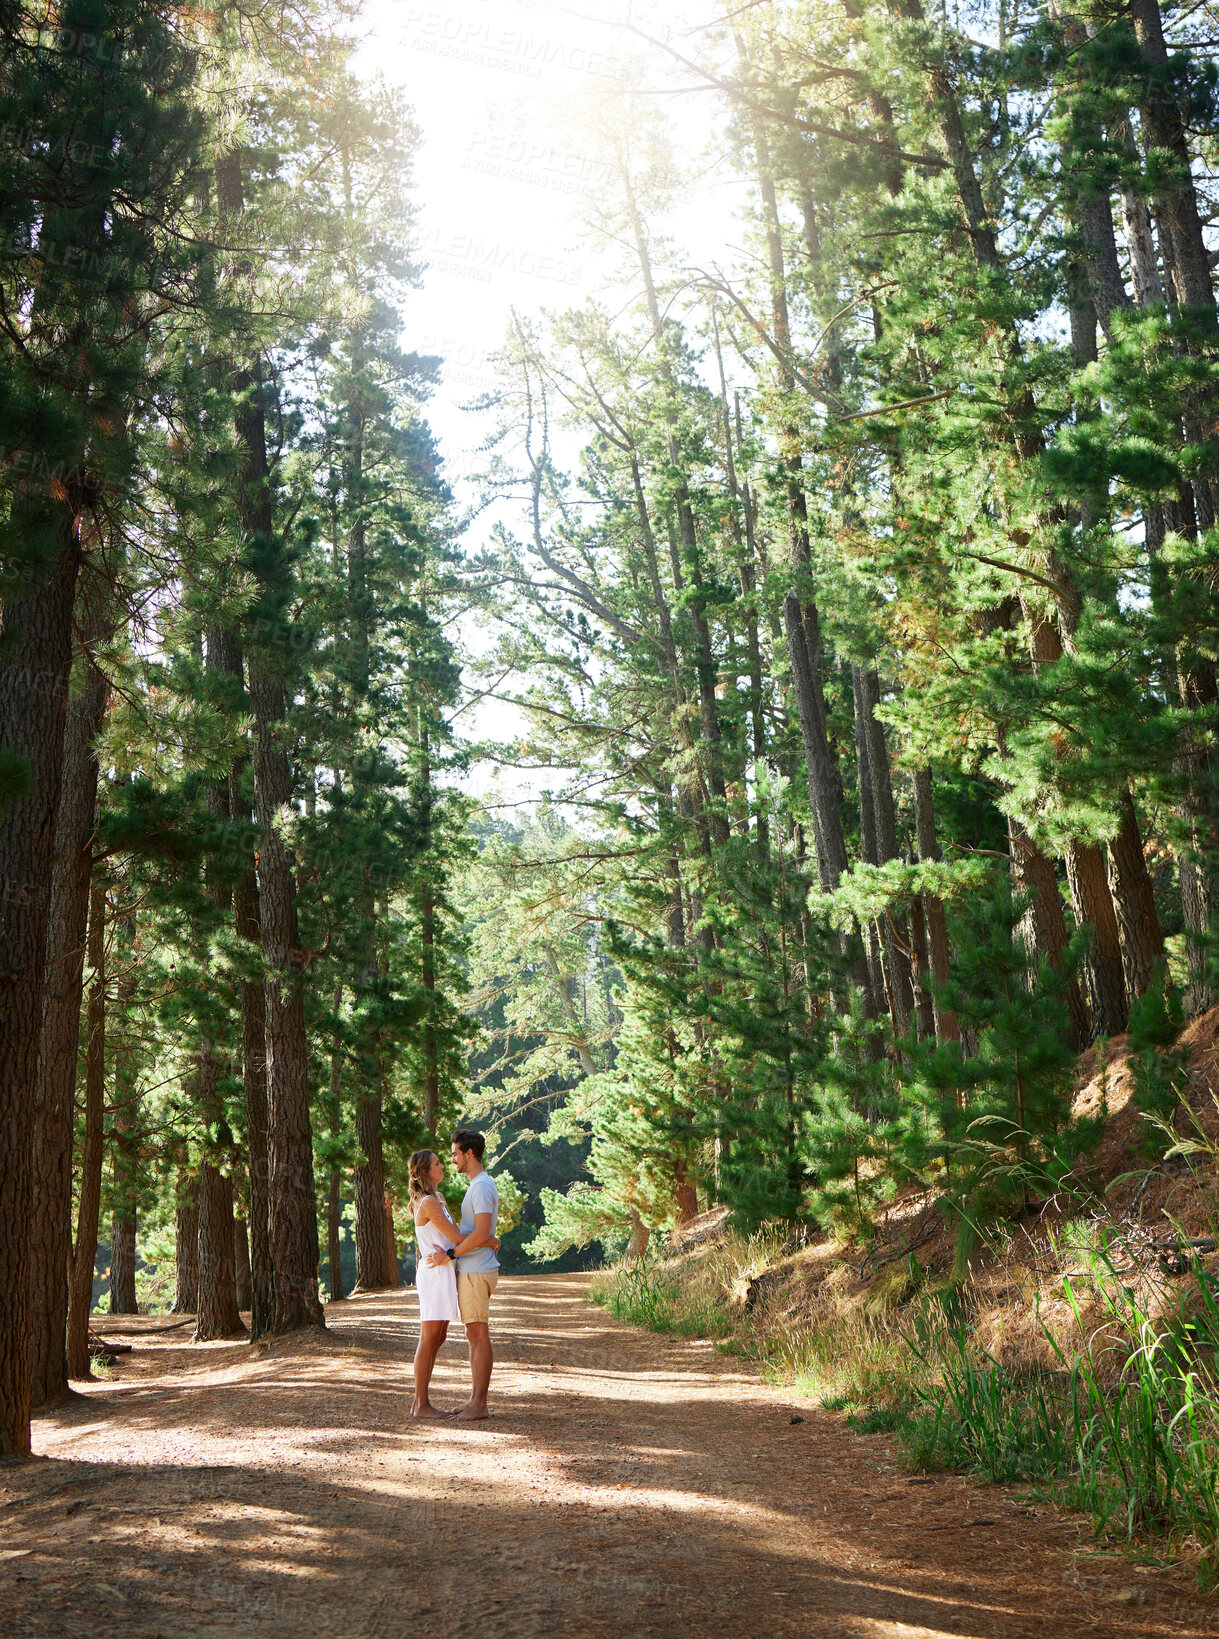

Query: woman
407;1148;499;1418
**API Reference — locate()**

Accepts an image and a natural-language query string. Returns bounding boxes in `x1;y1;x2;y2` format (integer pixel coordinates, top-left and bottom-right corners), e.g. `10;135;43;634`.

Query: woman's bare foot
410;1401;447;1419
449;1403;489;1421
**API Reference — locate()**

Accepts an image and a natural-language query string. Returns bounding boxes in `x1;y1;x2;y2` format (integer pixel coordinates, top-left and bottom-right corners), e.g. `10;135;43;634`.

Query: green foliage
896;874;1103;1263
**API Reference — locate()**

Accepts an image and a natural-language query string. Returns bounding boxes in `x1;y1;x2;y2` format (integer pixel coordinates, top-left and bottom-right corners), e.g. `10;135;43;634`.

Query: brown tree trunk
66;883;107;1380
194;1160;245;1341
108;1005;139;1315
29;637;108;1406
353;1085;398;1291
234;1211;253;1312
1108;791;1166;1000
0;510;82;1452
1008;819;1091;1049
851;664;887;1007
242;435;324;1332
1064;841;1129;1037
784;592;848;889
626;1209;650;1258
908;893;937;1039
219;145;322;1336
327;1168;345;1303
673;1162;698;1227
109;1218;137;1315
230;765;273;1338
171;1174;198;1315
856;666;915;1034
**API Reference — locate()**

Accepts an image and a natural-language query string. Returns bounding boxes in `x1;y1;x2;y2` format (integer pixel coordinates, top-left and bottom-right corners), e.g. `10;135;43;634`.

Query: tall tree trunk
108;981;139;1315
850;664;887;1008
784;592;848;890
219;145;323;1336
1063;841;1129;1036
234;1210;253;1312
0;507;82;1451
29;636;108;1406
230;757;274;1338
195;1158;244;1341
109;1220;137;1316
1008;819;1091;1050
327;1167;345;1303
171;1173;198;1315
193;1027;245;1342
66;883;106;1380
1108;791;1167;1000
908;892;937;1039
856;666;915;1034
241;401;323;1332
353;1082;397;1292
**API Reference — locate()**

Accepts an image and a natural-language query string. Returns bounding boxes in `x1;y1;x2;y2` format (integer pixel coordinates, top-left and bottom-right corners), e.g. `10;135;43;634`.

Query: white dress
413;1198;460;1322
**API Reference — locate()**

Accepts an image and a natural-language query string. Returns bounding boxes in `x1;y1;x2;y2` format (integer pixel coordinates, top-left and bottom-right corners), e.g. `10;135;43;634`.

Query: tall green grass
902;1264;1219;1582
589;1260;735;1339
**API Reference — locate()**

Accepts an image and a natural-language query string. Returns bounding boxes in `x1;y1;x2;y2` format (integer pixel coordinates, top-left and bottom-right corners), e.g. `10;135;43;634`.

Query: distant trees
466;0;1219;1263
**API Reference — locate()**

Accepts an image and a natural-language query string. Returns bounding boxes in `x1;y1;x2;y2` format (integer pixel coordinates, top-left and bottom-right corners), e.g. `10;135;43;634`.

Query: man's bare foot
410;1403;447;1419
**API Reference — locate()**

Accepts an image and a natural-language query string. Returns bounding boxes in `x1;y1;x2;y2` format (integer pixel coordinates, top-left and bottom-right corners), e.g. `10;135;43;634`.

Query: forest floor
3;1275;1218;1639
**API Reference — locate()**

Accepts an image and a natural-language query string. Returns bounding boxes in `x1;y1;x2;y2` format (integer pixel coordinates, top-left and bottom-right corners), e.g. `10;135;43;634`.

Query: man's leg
453;1320;492;1420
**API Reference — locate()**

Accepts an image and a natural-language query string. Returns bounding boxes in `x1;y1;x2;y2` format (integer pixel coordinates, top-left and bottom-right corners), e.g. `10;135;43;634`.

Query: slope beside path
1;1274;1213;1637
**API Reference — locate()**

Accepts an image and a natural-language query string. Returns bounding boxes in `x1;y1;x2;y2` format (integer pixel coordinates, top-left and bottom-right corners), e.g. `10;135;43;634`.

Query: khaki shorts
456;1271;498;1325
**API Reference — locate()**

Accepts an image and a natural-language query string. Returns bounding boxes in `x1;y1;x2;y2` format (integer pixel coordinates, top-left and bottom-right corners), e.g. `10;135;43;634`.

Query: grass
592;1230;1219;1585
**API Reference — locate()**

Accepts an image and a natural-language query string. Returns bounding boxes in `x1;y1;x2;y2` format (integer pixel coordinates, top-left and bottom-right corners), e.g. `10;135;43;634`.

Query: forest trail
2;1274;1214;1639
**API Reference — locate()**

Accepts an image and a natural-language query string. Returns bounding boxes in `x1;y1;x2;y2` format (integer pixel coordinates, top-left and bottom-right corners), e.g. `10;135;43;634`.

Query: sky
351;0;749;808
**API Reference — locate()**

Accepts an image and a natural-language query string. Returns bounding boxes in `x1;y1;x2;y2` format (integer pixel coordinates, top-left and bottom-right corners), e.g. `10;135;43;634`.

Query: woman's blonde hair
408;1149;441;1208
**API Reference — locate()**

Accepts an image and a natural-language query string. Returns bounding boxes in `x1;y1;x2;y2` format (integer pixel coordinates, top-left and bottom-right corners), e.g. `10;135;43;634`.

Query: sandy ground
2;1273;1218;1638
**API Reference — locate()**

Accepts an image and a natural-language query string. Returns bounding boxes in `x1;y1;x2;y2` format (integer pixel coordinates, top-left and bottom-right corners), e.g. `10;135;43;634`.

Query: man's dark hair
451;1129;485;1161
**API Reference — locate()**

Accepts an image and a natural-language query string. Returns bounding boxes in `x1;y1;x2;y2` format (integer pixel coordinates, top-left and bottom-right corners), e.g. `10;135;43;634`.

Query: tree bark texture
1108;791;1167;1000
327;1170;345;1302
1008;819;1091;1050
353;1084;398;1292
0;513;82;1452
231;764;274;1339
171;1175;198;1315
29;642;107;1406
109;1217;137;1315
108;1017;140;1315
194;1161;245;1341
234;1211;253;1312
66;883;106;1380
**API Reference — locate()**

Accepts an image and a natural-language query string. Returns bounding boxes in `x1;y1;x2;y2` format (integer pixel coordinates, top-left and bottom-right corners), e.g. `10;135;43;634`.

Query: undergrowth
591;1225;1219;1584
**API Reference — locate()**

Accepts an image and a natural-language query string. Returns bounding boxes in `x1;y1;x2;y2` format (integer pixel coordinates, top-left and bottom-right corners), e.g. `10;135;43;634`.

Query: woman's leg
411;1320;449;1417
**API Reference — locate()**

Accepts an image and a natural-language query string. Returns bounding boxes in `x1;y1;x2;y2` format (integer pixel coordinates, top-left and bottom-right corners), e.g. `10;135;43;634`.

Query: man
427;1129;498;1420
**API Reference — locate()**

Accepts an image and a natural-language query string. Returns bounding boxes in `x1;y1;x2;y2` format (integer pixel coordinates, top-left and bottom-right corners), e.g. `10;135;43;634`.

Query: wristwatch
446;1247;456;1260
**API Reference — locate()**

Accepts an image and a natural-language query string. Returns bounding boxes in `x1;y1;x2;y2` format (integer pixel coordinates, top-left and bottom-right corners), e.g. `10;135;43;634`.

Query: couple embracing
408;1129;500;1421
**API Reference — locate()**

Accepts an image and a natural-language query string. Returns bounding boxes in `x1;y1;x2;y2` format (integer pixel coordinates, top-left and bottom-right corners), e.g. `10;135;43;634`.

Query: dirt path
1;1274;1215;1637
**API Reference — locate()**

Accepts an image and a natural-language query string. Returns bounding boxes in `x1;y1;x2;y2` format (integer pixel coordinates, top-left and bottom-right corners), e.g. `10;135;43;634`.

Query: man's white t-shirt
457;1171;499;1274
